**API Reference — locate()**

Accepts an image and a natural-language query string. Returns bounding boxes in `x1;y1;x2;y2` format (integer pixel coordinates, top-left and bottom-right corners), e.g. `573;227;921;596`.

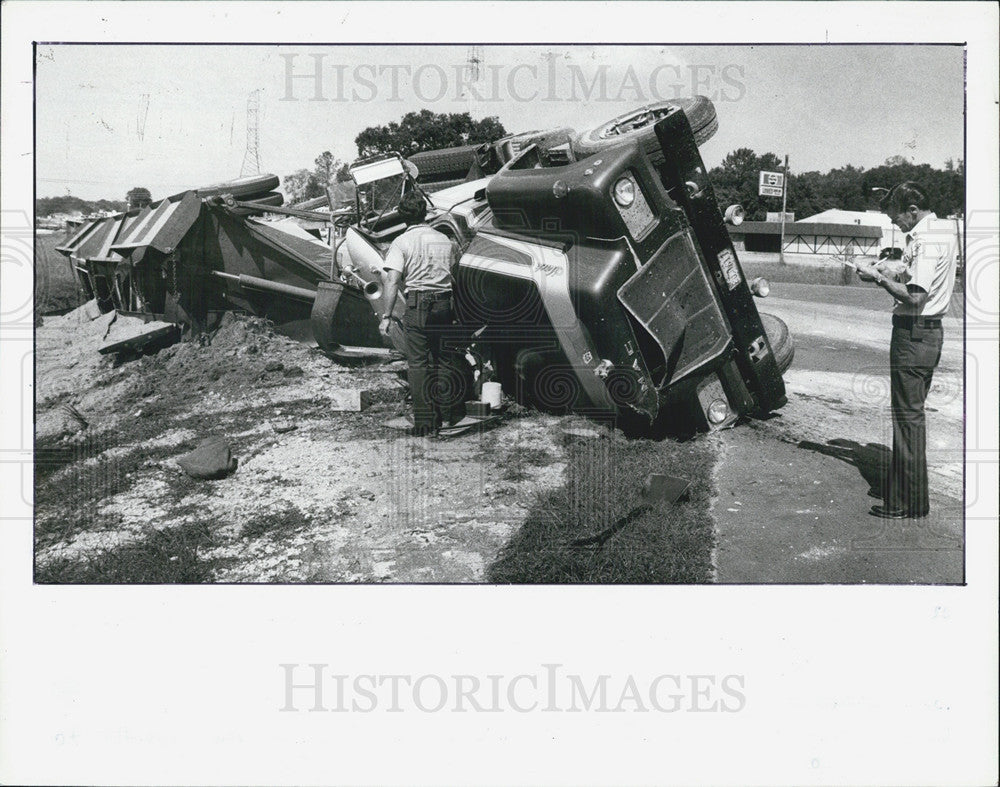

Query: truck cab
447;108;789;432
334;108;792;433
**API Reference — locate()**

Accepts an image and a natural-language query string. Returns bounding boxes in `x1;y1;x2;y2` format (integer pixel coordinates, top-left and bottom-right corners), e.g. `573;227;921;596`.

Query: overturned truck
341;104;793;432
59;97;792;433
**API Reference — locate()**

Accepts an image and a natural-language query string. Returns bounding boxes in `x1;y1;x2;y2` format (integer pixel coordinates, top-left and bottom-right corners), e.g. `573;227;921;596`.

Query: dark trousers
886;324;943;514
403;291;466;431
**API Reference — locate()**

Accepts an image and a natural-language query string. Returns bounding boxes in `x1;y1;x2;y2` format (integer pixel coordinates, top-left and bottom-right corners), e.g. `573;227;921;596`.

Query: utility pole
779;153;789;265
241;88;262;177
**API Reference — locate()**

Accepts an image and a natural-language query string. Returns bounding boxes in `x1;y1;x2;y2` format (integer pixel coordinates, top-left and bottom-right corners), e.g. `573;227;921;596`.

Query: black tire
407;145;479;181
196;173;280;199
571;96;718;159
229;192;285;216
759;312;794;374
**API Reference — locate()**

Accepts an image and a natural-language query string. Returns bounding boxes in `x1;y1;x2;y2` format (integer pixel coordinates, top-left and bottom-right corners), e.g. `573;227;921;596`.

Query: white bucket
481;381;503;410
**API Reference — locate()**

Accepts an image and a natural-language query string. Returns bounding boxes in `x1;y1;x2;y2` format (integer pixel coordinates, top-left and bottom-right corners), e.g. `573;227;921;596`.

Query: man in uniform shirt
855;181;959;519
379;192;465;436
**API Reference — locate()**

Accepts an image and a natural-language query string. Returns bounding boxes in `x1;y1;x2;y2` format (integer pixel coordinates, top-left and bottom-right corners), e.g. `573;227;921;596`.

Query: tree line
708;149;964;221
36;195;126;217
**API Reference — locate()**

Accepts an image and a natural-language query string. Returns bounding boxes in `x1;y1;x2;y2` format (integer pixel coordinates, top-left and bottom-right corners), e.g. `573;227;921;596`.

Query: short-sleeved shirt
383;224;456;293
892;213;959;317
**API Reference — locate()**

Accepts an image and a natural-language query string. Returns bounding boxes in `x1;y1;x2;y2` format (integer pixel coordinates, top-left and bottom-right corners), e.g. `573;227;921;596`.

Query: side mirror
724;204;745;225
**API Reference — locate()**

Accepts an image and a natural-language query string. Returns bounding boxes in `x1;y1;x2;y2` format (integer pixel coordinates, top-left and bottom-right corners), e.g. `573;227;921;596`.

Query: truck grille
617;230;731;386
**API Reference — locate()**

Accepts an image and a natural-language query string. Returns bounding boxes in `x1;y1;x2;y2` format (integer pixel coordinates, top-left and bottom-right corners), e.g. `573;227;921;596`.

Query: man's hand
379;316;392;337
855;261;882;284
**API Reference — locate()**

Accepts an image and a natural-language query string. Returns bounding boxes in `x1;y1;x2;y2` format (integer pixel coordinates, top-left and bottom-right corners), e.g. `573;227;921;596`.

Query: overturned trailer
56;174;399;357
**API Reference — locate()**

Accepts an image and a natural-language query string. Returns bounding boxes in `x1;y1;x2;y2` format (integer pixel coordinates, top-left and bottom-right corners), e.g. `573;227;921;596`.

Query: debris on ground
33;309;719;584
176;437;239;480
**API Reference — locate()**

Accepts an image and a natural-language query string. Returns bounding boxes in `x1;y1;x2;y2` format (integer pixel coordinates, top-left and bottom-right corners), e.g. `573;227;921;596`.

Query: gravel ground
33;307;605;583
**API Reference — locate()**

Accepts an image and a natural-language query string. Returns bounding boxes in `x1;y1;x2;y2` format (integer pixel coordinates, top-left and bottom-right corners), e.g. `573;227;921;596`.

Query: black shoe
867;488;884;499
869;504;929;519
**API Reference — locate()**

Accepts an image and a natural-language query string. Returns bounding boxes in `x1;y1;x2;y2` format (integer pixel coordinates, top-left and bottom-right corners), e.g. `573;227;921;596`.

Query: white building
798;209;901;251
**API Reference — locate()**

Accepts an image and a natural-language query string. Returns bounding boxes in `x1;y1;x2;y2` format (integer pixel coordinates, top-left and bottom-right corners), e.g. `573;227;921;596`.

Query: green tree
354;110;507;157
710;150;965;221
35;195;126;217
709;148;784;221
283;151;353;205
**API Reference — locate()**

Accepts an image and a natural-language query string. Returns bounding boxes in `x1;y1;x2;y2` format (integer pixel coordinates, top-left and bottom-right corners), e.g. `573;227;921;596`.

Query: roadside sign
759;170;784;197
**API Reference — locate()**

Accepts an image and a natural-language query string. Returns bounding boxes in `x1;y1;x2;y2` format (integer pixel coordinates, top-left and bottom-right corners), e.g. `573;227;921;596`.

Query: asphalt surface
712;282;964;584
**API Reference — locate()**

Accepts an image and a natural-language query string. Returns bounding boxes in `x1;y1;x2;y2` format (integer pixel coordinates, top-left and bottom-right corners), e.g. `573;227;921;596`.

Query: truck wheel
571;96;718;158
759;312;794;374
407;145;480;181
196;174;280;199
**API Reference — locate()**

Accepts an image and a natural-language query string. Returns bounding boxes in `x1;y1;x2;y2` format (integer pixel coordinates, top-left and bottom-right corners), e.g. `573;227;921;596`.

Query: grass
35;522;217;584
240;503;315;540
497;446;557;482
487;430;718;583
741;260;862;287
36;231;83;314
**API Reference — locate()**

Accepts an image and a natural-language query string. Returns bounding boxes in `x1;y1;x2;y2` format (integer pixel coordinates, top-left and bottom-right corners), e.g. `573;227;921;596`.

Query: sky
35;44;965;201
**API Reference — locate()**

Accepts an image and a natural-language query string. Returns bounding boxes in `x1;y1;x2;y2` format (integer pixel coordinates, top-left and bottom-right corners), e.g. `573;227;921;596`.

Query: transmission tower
465;46;483;119
241;89;263;176
467;46;483;81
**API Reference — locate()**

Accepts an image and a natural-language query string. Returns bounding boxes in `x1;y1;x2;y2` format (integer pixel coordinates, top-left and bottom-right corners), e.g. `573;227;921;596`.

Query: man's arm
856;261;929;308
380;268;402;335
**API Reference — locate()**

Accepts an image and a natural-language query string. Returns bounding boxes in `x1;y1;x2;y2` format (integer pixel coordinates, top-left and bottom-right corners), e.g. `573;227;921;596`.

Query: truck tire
196;174;280;199
571;96;718;159
228;192;285;216
407;145;479;181
759;312;794;374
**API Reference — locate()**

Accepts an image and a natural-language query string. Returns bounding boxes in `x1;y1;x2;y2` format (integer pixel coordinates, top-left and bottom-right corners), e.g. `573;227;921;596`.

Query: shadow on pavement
798;437;961;553
797;437;890;496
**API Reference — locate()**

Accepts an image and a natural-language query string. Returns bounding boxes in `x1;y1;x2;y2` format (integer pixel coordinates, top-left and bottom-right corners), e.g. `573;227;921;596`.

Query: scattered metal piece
570;473;691;548
98;320;181;355
570;504;651;549
642;473;691;505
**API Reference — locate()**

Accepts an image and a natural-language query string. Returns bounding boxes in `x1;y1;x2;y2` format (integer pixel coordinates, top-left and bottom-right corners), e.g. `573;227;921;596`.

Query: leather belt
406;289;451;305
893;314;943;329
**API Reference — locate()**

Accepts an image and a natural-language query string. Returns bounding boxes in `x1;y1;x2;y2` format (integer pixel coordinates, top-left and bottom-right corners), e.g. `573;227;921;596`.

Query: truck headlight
707;399;730;424
750;277;770;297
613;177;636;207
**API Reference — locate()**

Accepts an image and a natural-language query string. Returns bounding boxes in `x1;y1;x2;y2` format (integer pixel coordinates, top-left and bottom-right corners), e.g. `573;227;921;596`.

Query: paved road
713;282;964;584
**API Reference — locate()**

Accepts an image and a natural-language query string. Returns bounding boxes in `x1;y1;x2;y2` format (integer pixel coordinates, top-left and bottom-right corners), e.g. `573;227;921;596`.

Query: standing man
855;182;959;519
380;192;466;436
